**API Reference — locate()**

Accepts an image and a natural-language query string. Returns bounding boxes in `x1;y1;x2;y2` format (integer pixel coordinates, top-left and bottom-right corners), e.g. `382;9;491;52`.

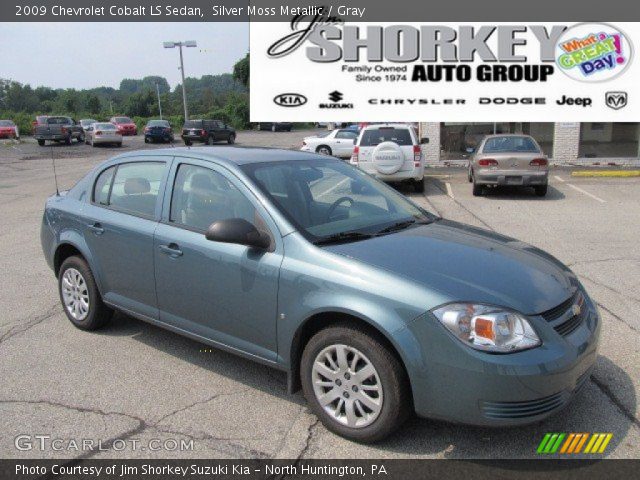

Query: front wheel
227;134;235;144
37;139;45;146
58;256;112;331
301;324;410;443
316;145;332;156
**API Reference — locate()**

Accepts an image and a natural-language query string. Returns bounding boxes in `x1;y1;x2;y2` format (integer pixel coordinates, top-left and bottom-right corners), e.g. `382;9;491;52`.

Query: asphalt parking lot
0;129;638;460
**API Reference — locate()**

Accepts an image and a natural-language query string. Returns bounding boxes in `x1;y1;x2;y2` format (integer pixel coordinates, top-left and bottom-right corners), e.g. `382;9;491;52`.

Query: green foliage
0;54;252;134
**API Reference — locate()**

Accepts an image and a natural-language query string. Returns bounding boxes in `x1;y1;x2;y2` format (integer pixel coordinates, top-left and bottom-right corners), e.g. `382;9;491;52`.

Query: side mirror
420;137;429;144
206;218;271;250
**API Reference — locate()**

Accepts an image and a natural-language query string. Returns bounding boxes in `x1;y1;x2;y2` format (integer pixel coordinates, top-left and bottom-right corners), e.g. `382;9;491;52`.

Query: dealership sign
250;21;638;121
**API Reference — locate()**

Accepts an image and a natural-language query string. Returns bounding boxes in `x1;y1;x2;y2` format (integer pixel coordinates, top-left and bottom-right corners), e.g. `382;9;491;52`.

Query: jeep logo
273;93;307;107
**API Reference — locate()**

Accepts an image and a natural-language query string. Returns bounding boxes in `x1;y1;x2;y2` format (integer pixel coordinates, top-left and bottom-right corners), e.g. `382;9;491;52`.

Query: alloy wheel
61;268;90;321
311;344;383;428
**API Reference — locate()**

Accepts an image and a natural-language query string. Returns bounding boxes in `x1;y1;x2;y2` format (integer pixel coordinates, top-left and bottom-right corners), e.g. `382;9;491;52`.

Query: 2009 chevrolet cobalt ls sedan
41;147;600;442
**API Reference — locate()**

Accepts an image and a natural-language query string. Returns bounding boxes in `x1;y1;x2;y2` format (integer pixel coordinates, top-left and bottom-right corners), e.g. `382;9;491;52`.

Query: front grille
482;391;567;419
540;292;577;322
555;311;584;336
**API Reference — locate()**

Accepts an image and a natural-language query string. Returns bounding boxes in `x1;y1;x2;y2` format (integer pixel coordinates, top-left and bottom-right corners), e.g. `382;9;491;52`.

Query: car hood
323;219;575;315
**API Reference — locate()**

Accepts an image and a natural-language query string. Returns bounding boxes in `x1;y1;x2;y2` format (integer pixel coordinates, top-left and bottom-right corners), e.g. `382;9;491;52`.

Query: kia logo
273;93;307;107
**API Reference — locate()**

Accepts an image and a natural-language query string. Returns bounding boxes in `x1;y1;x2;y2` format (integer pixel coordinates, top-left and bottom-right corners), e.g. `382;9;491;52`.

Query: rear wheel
301;324;410;443
58;256;112;331
534;184;548;197
413;179;425;193
206;135;215;146
472;181;483;196
64;136;71;145
144;137;150;144
227;134;235;144
184;139;192;146
37;139;45;146
316;145;332;156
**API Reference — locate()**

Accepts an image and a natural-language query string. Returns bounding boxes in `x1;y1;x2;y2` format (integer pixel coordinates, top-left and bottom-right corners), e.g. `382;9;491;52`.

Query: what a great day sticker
556;23;633;82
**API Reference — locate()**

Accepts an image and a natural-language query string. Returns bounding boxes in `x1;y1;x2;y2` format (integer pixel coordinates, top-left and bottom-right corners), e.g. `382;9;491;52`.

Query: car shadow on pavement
100;309;635;459
480;185;565;201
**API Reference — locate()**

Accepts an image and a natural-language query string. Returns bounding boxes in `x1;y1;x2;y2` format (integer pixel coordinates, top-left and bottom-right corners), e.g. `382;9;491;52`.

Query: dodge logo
605;91;628;110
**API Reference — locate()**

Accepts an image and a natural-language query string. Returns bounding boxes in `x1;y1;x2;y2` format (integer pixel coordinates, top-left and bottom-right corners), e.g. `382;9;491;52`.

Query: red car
0;120;19;139
110;116;138;136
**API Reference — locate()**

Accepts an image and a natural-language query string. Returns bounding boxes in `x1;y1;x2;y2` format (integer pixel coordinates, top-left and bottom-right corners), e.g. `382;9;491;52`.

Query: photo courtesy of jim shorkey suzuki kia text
0;0;639;477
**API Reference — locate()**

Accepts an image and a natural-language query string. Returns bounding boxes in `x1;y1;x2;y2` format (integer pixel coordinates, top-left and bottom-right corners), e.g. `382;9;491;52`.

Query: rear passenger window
107;162;165;217
93;167;115;205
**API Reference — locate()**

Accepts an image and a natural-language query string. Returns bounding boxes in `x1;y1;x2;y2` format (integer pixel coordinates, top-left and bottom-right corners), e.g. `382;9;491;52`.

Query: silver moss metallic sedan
41;147;599;442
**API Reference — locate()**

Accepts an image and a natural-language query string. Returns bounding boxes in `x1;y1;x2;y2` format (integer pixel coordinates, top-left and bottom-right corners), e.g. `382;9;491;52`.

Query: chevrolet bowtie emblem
572;304;581;316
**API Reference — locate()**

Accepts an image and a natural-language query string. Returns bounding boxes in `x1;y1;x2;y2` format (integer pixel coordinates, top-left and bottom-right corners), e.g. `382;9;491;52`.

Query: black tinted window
184;120;203;128
336;130;357;139
360;128;413;146
93;167;115;205
483;136;540;153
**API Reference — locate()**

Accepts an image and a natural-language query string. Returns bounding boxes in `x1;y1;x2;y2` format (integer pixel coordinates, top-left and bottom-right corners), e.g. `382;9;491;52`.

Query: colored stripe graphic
538;433;612;454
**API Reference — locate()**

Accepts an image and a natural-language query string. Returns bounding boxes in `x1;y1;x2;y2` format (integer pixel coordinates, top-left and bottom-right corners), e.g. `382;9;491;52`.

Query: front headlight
432;303;541;353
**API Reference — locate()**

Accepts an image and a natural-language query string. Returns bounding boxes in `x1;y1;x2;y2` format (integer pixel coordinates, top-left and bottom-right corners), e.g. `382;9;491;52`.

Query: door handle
87;222;104;235
159;243;183;257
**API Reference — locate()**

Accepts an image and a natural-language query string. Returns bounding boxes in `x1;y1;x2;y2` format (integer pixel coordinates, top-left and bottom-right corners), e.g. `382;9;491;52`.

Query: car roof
483;134;535;138
113;146;325;166
361;123;414;130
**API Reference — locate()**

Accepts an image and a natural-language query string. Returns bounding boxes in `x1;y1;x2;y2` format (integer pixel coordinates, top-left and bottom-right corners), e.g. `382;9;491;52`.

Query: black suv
181;119;236;146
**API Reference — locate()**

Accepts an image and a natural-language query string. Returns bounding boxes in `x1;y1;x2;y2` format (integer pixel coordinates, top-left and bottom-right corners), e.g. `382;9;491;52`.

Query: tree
86;95;101;115
233;53;249;88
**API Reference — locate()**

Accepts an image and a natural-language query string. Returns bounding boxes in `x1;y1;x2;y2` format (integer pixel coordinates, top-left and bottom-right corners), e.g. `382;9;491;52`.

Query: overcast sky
0;22;249;89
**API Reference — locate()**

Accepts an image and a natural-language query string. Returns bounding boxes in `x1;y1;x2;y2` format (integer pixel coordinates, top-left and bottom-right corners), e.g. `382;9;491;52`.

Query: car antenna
50;146;60;196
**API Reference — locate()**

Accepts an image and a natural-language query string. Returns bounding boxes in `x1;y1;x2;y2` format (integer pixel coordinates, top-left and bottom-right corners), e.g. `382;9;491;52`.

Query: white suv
350;124;428;192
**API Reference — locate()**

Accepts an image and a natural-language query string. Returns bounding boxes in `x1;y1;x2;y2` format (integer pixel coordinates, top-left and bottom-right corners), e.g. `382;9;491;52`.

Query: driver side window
170;164;259;232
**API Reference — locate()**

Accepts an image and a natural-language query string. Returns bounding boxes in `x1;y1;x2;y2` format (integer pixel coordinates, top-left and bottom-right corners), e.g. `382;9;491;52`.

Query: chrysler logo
273;93;307;107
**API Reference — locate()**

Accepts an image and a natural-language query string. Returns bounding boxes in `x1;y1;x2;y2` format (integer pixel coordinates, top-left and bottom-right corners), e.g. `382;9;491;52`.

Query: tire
535;184;548;197
58;256;112;331
37;139;45;146
64;136;71;145
413;179;425;193
468;166;473;183
117;142;122;148
316;145;332;156
77;133;85;143
144;137;150;144
227;134;235;145
301;324;410;443
184;139;192;146
472;181;483;196
206;135;215;146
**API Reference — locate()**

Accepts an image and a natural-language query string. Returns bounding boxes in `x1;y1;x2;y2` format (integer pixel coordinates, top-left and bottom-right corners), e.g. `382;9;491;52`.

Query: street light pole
155;82;163;120
163;40;197;122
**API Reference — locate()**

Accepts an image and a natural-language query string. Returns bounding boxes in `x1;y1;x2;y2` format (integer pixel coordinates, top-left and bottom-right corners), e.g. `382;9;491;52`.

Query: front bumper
475;169;548;186
396;291;600;426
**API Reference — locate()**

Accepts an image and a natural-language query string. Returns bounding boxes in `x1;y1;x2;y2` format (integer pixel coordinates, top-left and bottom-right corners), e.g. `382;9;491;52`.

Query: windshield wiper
313;231;374;246
375;219;418;235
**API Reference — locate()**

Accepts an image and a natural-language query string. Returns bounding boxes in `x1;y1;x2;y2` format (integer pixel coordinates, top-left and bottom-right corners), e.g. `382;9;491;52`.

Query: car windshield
360;127;413;146
148;120;169;127
0;120;14;126
483;136;540;153
241;158;434;243
47;117;72;125
114;117;132;124
81;119;97;126
184;120;203;128
95;123;116;130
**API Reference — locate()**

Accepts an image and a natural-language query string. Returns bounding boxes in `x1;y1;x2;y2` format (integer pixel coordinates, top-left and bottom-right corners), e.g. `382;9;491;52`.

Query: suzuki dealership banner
251;20;638;121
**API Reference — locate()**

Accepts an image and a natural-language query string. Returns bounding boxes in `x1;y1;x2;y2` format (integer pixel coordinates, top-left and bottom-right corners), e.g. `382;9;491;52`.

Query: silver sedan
468;134;549;197
85;123;123;147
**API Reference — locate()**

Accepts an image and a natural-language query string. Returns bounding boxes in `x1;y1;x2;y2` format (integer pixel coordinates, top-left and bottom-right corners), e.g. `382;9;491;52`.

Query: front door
153;159;283;361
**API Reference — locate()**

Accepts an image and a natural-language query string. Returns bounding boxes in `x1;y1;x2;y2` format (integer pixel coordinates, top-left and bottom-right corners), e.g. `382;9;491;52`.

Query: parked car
181;119;235;146
301;128;358;158
0;120;19;139
84;122;122;147
110;116;137;136
41;147;600;443
350;124;428;192
258;122;293;132
468;134;549;197
34;116;84;146
79;119;98;132
32;115;49;134
144;119;174;143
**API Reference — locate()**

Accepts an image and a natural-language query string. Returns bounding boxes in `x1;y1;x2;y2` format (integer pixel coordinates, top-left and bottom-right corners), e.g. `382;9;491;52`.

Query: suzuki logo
329;90;343;102
605;91;628;110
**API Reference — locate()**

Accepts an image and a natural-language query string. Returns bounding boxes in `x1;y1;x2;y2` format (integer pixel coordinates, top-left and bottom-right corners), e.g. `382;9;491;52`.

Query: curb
571;170;640;178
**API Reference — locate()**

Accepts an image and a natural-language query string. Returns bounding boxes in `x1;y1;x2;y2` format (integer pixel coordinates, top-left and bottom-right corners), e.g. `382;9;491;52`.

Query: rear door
82;157;171;319
333;129;358;157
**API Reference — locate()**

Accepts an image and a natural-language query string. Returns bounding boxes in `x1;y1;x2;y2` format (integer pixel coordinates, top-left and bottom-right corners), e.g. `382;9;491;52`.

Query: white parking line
554;175;565;183
566;183;606;203
445;182;455;199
